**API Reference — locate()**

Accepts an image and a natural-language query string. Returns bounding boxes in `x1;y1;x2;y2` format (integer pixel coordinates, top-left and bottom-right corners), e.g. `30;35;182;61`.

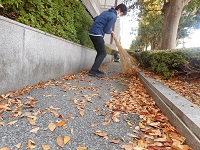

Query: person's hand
111;31;115;37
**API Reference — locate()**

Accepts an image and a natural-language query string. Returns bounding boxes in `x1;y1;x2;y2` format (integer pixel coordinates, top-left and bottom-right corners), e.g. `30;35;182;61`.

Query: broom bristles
113;36;139;75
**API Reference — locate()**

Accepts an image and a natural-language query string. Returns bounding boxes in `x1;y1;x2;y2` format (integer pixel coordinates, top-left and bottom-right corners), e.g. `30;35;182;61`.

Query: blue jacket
89;8;117;37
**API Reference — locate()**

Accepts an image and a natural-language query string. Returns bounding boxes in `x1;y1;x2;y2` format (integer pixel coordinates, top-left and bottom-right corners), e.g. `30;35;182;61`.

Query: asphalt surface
0;62;141;150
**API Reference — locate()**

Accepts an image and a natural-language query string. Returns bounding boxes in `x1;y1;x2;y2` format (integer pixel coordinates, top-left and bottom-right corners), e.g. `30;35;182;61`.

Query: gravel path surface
0;62;141;150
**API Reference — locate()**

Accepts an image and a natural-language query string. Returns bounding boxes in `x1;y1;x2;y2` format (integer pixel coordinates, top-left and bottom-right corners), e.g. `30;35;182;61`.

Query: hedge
0;0;94;48
131;48;200;79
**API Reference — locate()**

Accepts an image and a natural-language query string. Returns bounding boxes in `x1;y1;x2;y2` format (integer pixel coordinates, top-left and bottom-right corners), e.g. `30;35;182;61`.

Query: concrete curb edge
138;72;200;150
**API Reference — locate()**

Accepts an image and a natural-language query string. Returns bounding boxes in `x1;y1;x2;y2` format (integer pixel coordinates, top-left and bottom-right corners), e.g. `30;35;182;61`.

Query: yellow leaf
56;135;64;148
48;122;56;131
7;120;18;125
64;136;70;144
0;148;11;150
16;143;21;149
57;120;68;127
27;140;36;149
30;127;40;133
76;146;87;150
42;145;50;150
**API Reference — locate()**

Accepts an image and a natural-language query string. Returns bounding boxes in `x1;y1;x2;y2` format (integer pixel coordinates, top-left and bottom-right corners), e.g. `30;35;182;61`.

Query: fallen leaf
67;114;74;119
111;138;121;144
93;130;108;139
102;120;110;126
27;140;36;149
64;136;70;144
27;117;36;126
48;122;56;131
16;143;21;149
0;148;11;150
76;146;87;150
49;106;60;110
7;120;18;125
121;144;134;150
90;124;98;127
56;135;64;148
42;145;50;150
80;110;84;116
127;133;138;138
30;127;40;133
57;120;68;127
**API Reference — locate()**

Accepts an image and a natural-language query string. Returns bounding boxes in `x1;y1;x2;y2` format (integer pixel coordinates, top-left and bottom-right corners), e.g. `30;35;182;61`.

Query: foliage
124;0;200;50
131;48;200;79
0;0;94;48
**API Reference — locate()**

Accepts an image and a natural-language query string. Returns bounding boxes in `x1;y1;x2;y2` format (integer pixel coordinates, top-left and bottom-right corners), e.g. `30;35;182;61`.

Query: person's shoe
88;70;105;78
97;70;105;75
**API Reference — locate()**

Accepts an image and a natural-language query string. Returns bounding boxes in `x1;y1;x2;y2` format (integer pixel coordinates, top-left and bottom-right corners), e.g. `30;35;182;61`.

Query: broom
113;36;139;75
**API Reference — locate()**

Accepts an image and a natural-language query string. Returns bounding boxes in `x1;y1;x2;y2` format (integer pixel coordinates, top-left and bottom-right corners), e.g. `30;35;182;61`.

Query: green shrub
0;0;94;48
131;48;200;79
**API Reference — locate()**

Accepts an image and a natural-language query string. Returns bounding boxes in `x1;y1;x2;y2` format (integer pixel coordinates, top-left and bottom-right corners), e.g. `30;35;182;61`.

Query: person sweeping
88;3;127;78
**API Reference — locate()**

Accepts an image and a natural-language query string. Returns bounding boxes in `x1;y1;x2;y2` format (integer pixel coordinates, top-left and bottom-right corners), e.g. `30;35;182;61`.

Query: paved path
0;62;141;150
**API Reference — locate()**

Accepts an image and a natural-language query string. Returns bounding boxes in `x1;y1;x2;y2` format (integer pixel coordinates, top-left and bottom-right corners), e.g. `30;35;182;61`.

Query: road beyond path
0;62;191;150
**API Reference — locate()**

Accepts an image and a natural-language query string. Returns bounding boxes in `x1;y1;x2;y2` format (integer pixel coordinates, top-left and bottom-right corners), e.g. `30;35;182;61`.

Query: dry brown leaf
56;135;64;148
121;144;134;150
49;106;60;110
27;140;36;149
111;138;121;144
48;122;56;131
90;124;98;127
76;146;87;150
30;127;40;133
0;122;4;126
27;117;36;126
7;120;18;125
102;120;110;126
79;110;84;116
15;143;21;149
149;122;160;127
64;136;70;144
93;130;108;139
57;120;68;127
111;112;120;122
135;126;140;130
0;148;11;150
0;104;11;111
42;145;50;150
127;133;138;138
67;114;74;119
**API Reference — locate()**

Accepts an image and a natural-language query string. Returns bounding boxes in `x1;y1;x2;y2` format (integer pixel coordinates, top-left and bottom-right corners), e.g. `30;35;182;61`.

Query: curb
138;72;200;150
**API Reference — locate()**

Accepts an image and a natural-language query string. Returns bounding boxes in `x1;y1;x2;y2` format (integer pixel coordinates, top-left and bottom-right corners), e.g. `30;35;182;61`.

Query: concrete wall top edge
0;15;94;51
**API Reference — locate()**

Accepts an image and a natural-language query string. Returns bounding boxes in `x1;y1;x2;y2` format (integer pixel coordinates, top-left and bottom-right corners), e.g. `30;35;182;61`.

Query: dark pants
89;35;107;72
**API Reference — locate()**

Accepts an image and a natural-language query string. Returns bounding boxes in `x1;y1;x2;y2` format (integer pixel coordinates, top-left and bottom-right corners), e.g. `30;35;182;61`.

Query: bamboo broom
113;36;139;75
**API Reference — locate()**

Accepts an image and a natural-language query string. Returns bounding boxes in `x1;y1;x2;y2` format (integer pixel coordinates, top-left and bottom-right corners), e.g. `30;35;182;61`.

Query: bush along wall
0;0;94;48
131;48;200;79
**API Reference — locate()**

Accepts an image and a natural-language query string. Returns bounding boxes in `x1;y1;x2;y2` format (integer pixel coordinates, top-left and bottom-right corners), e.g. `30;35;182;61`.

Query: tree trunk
160;0;191;50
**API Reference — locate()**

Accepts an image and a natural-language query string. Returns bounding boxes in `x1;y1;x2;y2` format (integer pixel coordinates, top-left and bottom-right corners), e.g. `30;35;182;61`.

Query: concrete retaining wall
0;16;112;94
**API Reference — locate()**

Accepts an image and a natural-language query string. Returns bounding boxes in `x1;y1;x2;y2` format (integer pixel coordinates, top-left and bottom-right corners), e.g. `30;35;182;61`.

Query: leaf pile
105;74;192;149
143;70;200;106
